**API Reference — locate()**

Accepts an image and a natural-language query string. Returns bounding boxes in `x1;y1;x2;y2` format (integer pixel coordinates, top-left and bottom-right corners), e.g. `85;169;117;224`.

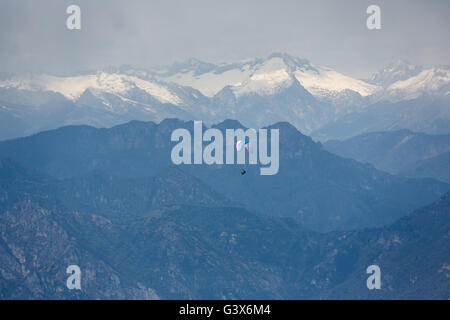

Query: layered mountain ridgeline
0;119;448;231
324;130;450;183
0;159;449;299
324;192;450;299
313;95;450;141
405;151;450;185
1;54;449;141
0;158;230;219
0;199;159;299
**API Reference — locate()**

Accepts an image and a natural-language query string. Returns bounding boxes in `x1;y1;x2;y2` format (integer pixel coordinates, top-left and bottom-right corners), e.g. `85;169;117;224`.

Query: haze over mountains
0;119;448;232
1;149;449;299
0;53;449;300
324;130;450;183
0;53;449;141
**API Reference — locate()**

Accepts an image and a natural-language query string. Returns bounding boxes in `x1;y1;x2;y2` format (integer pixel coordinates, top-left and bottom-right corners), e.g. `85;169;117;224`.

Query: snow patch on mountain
370;59;423;87
232;57;294;97
154;65;253;97
387;67;450;98
294;66;379;97
153;54;380;100
0;72;183;105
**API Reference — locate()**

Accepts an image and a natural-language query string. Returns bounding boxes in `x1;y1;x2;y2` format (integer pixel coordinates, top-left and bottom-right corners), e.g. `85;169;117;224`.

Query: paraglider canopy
236;140;251;152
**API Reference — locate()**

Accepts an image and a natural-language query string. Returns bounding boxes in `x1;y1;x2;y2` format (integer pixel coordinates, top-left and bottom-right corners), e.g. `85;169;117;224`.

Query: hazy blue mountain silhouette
1;159;448;299
324;129;450;183
0;119;448;231
313;95;450;140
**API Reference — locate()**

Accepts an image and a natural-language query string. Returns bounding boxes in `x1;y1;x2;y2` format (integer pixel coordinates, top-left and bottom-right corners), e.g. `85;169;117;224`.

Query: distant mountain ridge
0;53;449;141
324;129;450;183
151;53;379;99
313;94;450;140
0;119;448;232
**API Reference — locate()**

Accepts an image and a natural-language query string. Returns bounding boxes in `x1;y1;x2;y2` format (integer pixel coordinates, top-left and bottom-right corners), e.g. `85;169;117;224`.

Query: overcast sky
1;0;449;78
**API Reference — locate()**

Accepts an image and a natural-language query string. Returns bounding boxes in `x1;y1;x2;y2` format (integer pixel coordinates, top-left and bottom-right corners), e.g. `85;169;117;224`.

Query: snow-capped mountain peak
386;66;450;100
0;53;448;142
0;72;184;105
232;56;295;97
370;59;423;87
294;64;379;98
152;53;380;100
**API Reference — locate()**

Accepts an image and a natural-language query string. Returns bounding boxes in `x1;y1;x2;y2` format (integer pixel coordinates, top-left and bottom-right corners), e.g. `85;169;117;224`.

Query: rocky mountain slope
1;158;448;299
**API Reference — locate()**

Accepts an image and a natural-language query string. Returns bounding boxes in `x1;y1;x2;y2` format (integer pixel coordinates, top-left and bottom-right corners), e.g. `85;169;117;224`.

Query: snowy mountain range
0;53;448;140
152;53;379;99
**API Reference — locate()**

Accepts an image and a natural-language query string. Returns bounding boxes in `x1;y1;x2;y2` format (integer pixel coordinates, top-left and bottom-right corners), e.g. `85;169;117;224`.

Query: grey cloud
0;0;449;78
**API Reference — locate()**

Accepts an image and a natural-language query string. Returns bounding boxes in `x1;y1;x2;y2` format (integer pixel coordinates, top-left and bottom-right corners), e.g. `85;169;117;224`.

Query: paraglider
237;140;251;176
236;140;251;152
170;121;279;175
